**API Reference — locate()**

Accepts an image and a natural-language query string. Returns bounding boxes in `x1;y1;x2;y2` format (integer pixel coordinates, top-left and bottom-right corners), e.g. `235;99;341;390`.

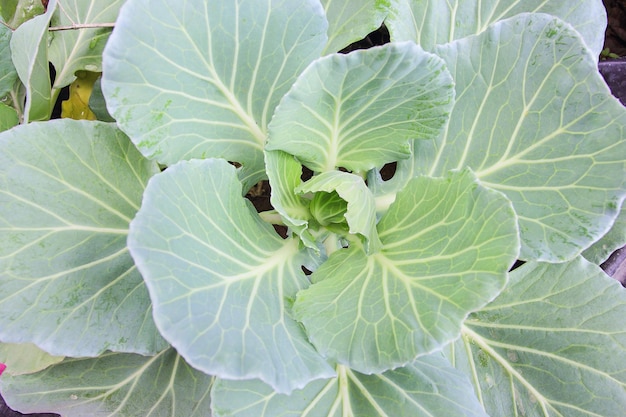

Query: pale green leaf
102;0;327;187
418;14;626;262
321;0;387;54
296;170;381;252
48;0;125;88
10;0;56;122
128;158;334;394
89;76;115;122
0;24;17;97
0;343;64;376
212;355;488;417
0;102;18;131
583;201;626;265
451;257;626;417
386;0;606;57
266;41;454;173
294;169;519;373
0;0;45;28
0;120;166;356
0;348;214;417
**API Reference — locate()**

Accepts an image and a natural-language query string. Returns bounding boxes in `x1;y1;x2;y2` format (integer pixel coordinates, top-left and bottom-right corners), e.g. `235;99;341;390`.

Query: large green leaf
450;257;626;416
48;0;125;88
320;0;387;54
0;102;18;132
128;158;334;394
413;14;626;262
0;0;45;28
385;0;607;57
583;202;626;265
266;41;454;173
0;24;17;97
212;355;488;417
102;0;327;187
0;348;214;417
9;0;56;122
0;120;166;356
294;169;519;373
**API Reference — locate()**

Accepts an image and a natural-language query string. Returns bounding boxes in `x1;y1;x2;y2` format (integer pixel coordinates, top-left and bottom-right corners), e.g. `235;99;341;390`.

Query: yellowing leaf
61;71;100;120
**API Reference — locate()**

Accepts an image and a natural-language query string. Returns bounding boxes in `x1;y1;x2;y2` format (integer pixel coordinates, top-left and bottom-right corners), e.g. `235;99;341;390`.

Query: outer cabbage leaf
0;348;214;417
128;159;334;394
386;0;606;58
48;0;125;88
0;24;17;97
9;0;56;122
583;201;626;265
0;120;166;356
450;257;626;416
414;14;626;262
321;0;387;54
0;343;63;376
266;41;454;173
102;0;327;188
294;169;519;373
212;355;488;417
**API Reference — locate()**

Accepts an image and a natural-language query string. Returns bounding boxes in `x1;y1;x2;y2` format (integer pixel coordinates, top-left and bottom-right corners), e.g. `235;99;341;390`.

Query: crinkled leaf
294;169;519;373
0;348;214;417
266;41;454;173
450;257;626;417
128;159;334;394
583;201;626;265
321;0;387;54
296;170;381;252
0;343;63;376
0;24;17;97
10;0;56;122
102;0;327;188
0;120;166;356
386;0;606;57
212;355;488;417
415;14;626;262
48;0;124;89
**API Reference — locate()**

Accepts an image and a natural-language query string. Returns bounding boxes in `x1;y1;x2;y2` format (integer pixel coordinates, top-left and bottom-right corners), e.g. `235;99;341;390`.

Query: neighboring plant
1;0;626;416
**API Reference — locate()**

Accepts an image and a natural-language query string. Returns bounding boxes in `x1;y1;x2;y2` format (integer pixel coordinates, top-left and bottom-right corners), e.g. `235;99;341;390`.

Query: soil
2;4;626;417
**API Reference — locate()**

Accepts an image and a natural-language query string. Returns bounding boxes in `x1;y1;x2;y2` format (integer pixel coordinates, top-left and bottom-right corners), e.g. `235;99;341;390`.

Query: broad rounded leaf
386;0;607;57
294;169;519;373
451;257;626;416
48;0;125;88
265;41;454;173
128;159;334;394
0;120;166;356
422;14;626;262
321;0;387;54
102;0;327;187
212;356;488;417
0;348;213;417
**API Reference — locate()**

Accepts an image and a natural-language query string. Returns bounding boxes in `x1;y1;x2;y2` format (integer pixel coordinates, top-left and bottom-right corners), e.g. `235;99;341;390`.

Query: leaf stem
48;23;115;31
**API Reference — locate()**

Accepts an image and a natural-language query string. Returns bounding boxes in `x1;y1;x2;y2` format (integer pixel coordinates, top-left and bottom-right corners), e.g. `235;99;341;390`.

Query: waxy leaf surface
128;159;334;394
320;0;387;54
0;24;17;97
0;120;165;356
386;0;606;57
266;41;454;173
0;343;64;376
418;14;626;261
0;348;214;417
294;169;519;373
48;0;125;88
451;257;626;416
212;355;488;417
102;0;327;187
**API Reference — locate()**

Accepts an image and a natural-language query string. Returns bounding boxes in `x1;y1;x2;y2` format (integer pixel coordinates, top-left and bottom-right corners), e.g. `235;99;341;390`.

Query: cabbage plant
1;0;626;416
